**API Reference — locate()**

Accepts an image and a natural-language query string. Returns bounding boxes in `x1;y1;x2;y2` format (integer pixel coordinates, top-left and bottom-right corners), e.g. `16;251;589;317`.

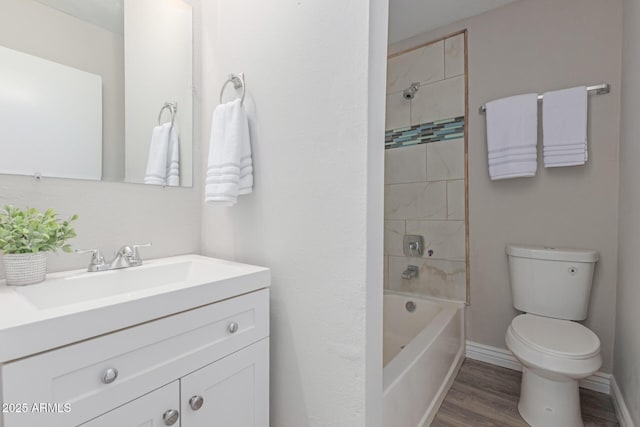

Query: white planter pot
2;252;47;286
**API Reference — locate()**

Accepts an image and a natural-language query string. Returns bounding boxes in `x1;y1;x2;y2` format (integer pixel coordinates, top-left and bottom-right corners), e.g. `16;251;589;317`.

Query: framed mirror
0;0;195;187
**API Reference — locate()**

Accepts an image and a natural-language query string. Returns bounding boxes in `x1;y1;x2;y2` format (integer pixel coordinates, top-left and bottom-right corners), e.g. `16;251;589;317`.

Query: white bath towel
205;99;253;206
144;123;171;186
485;93;539;180
166;125;180;187
543;86;588;167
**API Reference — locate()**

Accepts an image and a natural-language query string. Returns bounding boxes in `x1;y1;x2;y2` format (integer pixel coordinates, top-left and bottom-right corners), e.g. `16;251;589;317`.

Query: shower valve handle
408;240;423;257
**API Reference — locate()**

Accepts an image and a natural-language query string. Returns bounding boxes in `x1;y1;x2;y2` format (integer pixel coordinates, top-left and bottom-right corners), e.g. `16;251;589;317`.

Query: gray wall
389;0;623;373
615;0;640;422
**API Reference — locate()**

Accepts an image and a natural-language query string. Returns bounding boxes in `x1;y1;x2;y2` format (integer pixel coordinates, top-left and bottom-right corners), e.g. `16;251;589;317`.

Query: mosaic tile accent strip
385;116;465;149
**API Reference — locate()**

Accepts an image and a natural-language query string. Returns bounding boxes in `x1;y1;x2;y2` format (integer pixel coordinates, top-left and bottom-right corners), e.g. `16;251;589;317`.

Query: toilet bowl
505;244;601;427
506;314;601;427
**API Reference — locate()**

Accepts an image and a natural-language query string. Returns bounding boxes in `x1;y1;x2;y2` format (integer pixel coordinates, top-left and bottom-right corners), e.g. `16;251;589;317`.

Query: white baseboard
465;340;522;371
611;376;637;427
465;340;611;395
581;371;612;395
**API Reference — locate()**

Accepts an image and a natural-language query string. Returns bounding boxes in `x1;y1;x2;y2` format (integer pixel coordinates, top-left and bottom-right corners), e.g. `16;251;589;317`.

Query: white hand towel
205;99;253;206
543;86;587;167
167;125;180;187
144;123;171;186
485;93;538;180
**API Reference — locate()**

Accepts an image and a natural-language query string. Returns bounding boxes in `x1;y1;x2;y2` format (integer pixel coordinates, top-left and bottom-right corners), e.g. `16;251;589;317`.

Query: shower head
403;82;420;100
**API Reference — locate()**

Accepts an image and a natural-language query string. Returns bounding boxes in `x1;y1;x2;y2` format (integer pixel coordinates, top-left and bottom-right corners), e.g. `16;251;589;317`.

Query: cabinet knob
101;368;118;384
228;322;239;334
189;395;204;411
163;409;179;426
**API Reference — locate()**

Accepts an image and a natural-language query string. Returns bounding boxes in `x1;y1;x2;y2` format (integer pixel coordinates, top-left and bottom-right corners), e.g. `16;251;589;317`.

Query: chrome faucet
76;243;152;272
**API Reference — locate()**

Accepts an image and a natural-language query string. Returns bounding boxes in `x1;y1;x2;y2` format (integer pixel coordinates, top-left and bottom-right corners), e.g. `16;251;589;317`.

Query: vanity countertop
0;254;270;363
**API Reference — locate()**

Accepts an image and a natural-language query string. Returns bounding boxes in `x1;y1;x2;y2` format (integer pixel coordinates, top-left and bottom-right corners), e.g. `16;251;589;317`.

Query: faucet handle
132;243;152;264
75;248;107;272
75;248;105;261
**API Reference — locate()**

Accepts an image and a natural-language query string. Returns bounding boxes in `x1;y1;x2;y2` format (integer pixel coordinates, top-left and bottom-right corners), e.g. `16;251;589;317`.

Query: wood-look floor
430;359;619;427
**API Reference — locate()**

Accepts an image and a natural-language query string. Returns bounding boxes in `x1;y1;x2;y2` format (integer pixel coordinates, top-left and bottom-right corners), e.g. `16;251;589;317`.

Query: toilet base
518;367;584;427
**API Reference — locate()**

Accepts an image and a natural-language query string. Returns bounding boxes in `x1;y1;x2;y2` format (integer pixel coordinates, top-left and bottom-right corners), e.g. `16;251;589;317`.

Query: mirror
0;0;194;187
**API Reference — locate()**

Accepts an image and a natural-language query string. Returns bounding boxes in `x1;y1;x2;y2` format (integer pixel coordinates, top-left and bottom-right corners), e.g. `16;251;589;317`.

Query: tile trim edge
611;376;637;427
465;340;611;395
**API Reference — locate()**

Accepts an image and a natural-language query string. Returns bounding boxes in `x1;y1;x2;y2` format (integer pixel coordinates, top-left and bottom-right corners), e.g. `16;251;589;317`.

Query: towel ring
158;102;177;127
219;73;246;105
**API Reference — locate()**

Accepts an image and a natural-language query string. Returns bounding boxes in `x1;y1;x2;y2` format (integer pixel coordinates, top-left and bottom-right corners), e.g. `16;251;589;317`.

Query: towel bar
158;102;177;127
220;73;246;105
479;83;610;114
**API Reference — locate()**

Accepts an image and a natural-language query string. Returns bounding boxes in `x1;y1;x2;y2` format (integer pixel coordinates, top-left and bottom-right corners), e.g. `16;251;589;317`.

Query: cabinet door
80;381;180;427
180;338;269;427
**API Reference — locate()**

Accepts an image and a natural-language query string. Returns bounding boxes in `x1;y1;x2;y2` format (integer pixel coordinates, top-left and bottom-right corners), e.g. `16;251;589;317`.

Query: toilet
505;244;602;427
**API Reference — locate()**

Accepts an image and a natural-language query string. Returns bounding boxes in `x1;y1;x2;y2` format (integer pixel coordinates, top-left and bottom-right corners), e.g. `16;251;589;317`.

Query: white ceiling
388;0;520;44
33;0;123;34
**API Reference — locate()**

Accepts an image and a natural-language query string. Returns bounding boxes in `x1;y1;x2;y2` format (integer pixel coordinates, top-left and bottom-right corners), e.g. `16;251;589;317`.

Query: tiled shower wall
384;33;467;302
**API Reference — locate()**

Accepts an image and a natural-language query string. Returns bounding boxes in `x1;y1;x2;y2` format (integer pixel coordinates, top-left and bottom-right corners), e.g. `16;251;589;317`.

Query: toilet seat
510;314;600;359
506;314;602;379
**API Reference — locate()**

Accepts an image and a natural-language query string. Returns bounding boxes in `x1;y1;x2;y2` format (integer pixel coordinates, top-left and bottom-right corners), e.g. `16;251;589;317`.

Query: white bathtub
383;291;465;427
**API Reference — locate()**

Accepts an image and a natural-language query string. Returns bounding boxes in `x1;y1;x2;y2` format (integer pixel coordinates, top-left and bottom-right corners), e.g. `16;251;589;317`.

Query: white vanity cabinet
0;288;269;427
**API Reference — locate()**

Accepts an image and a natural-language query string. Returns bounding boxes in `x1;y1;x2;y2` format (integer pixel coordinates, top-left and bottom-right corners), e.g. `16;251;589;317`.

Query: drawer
0;288;269;427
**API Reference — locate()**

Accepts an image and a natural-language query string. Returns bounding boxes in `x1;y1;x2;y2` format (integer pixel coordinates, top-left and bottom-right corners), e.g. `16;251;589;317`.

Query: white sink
16;257;250;310
0;254;270;363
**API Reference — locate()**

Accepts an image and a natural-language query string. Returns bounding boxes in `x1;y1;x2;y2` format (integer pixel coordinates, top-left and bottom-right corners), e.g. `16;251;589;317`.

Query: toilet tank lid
506;244;599;262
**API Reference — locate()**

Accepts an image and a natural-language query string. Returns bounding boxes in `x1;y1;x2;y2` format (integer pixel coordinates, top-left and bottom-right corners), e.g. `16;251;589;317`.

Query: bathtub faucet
401;265;419;280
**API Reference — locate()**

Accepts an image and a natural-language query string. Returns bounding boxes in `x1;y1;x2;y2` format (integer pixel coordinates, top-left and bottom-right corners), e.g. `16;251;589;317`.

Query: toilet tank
506;245;599;321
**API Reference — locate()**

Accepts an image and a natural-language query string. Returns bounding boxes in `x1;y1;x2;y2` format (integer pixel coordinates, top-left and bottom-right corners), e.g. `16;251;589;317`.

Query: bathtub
383;291;465;427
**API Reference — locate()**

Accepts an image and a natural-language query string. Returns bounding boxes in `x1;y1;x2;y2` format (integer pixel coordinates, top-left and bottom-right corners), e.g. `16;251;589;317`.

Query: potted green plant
0;205;78;286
